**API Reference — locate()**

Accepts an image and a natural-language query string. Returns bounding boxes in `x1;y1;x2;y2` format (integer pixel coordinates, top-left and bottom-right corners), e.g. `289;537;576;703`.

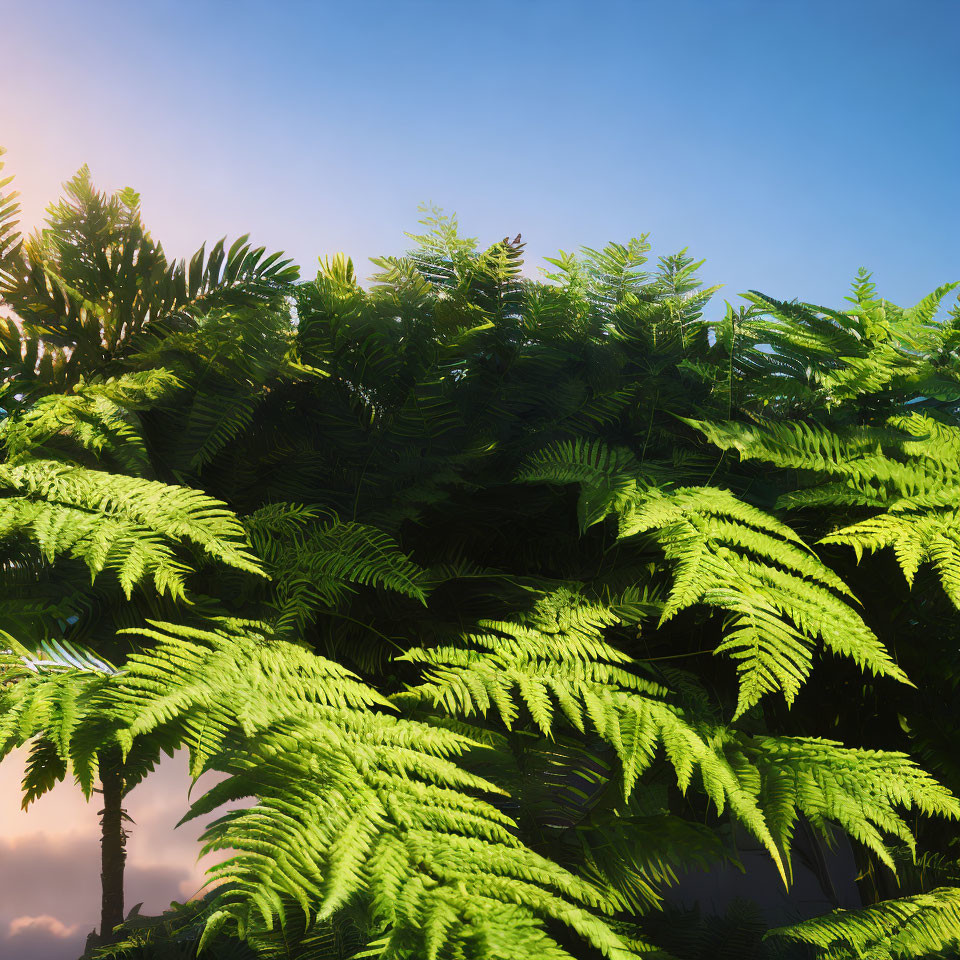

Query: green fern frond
690;415;960;607
243;506;429;632
0;634;118;800
768;886;960;959
616;486;906;717
519;440;649;530
93;619;635;960
397;592;792;883
1;368;180;473
0;460;263;597
736;735;960;878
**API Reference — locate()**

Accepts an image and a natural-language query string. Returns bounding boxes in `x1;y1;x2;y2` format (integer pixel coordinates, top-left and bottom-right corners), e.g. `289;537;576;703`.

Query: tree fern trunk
98;749;127;942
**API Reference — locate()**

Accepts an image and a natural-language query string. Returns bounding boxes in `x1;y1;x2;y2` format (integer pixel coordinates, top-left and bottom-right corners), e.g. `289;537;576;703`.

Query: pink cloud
9;915;79;939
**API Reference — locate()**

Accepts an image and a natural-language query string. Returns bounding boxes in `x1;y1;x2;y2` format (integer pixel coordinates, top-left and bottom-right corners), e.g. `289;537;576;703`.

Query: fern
620;485;907;716
4;172;960;960
397;591;960;894
520;441;906;717
519;440;650;530
690;414;960;608
730;735;960;879
94;619;636;960
0;368;180;473
0;636;118;800
243;504;428;633
0;164;297;404
769;886;960;958
0;460;262;597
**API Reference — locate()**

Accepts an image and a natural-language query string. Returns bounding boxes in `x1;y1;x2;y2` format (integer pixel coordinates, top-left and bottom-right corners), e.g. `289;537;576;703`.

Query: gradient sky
4;0;959;304
2;1;959;955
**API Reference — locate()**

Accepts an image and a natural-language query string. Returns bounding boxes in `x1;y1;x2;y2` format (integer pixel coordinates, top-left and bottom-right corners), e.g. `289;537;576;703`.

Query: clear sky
1;1;959;956
3;0;959;306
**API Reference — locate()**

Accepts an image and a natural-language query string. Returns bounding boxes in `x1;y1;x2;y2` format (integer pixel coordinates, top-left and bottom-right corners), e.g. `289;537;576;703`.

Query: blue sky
4;0;959;309
0;1;959;954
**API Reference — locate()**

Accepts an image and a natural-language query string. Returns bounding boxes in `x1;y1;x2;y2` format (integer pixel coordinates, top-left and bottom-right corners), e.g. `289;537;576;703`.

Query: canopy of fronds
2;156;960;959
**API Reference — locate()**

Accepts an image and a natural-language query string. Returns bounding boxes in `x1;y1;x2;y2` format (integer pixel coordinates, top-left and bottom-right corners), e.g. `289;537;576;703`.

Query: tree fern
90;619;635;960
0;164;297;404
4;169;960;960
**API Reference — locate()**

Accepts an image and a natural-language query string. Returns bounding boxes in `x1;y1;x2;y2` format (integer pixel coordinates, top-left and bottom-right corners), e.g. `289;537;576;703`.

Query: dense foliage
2;149;960;958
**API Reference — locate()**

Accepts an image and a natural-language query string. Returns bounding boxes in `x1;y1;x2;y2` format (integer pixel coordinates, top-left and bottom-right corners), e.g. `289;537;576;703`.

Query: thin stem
639;649;713;663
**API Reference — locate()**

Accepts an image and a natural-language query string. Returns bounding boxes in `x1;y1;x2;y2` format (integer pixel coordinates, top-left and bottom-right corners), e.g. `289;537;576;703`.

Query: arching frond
768;886;960;959
0;460;262;597
96;619;635;960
